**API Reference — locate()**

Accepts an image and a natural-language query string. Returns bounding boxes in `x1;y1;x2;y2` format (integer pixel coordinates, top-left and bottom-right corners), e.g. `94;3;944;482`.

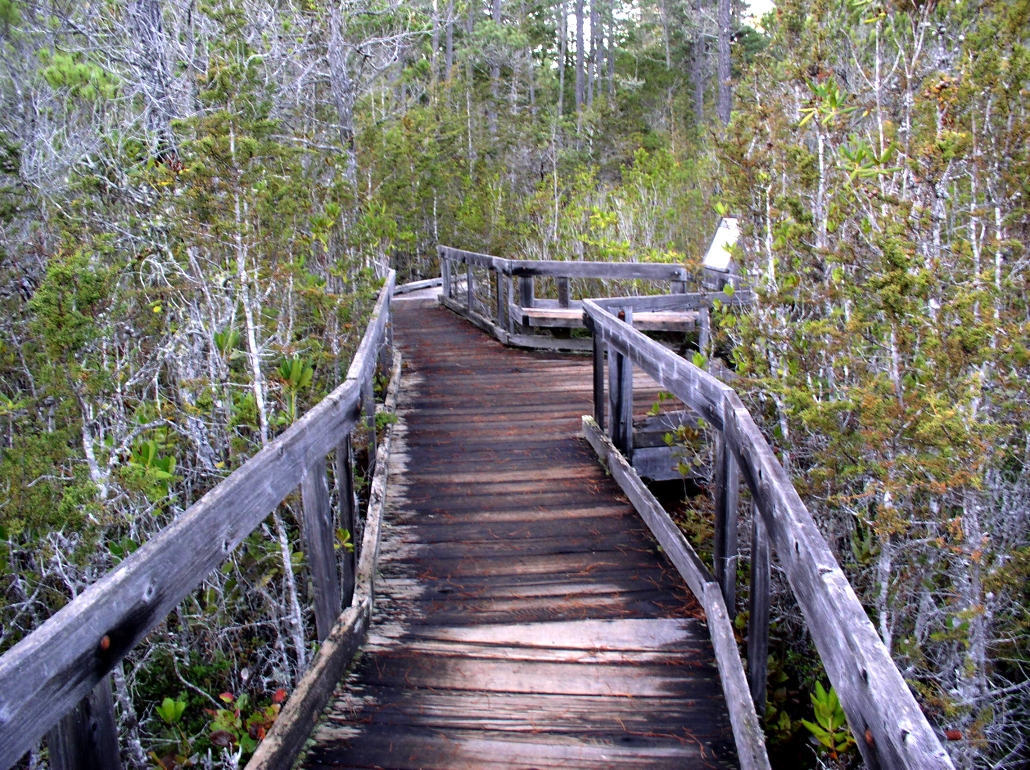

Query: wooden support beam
466;264;474;311
698;305;711;355
336;436;357;605
558;276;570;308
441;255;451;299
301;457;341;642
519;275;535;309
47;676;121;770
713;431;740;617
748;501;770;717
592;329;605;430
363;377;376;468
495;271;506;329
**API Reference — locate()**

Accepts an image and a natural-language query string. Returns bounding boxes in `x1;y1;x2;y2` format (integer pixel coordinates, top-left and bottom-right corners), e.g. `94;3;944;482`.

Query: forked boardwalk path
302;303;737;769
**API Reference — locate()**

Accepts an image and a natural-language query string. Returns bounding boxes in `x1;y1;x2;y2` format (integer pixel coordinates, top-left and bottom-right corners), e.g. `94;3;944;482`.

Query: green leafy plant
335;528;355;553
801;682;856;760
277;356;314;425
207;690;286;755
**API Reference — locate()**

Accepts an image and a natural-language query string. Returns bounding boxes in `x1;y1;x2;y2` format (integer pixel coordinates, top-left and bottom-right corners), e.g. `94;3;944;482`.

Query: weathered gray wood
712;431;740;617
630;446;703;481
582;297;954;770
698;305;710;354
557;276;570;307
702;581;772;770
245;352;401;770
466;264;474;311
335;436;357;605
495;271;506;329
581;416;768;770
0;273;397;770
747;502;770;717
439;294;510;346
301;457;340;642
505;269;515;334
582;417;713;600
440;254;451;299
519;275;535;309
245;599;370;770
362;377;376;468
437;245;507;271
394;277;443;295
47;675;121;770
508;259;687;282
592;329;605;430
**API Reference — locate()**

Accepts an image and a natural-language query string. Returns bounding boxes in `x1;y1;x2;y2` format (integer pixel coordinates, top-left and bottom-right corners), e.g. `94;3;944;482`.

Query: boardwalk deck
302;303;737;770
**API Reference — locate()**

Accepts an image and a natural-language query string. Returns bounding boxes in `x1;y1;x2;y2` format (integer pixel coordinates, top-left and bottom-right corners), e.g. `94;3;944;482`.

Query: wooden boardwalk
302;302;737;769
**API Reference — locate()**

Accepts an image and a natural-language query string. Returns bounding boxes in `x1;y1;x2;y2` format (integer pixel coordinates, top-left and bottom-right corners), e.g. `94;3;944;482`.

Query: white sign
702;217;740;272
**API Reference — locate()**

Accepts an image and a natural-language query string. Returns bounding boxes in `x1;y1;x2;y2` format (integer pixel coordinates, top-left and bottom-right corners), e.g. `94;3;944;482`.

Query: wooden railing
583;298;955;770
0;272;399;770
438;245;701;350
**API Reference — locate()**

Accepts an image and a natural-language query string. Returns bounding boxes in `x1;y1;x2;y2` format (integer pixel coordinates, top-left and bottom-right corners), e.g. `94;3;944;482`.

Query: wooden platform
302;305;737;770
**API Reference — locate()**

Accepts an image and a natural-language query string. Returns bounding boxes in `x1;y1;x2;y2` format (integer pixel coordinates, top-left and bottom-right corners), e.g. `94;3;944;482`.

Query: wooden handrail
583;297;954;770
0;271;397;770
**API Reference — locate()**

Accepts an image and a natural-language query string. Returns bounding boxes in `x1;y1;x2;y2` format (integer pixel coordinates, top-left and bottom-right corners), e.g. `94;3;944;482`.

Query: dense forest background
1;0;1027;767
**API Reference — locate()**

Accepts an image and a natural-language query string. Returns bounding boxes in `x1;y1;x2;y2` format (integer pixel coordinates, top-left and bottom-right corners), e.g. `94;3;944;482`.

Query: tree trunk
575;0;585;118
129;0;177;159
716;0;732;125
328;5;357;183
445;0;454;79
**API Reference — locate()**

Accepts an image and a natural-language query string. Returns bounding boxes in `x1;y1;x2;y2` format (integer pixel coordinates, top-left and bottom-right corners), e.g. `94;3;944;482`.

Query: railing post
607;308;633;458
698;300;711;356
47;675;121;770
495;268;506;329
505;269;515;334
748;501;770;717
363;376;376;468
592;323;605;430
712;431;739;618
336;435;357;605
519;275;535;308
441;253;451;299
466;263;474;311
558;276;570;308
301;456;341;642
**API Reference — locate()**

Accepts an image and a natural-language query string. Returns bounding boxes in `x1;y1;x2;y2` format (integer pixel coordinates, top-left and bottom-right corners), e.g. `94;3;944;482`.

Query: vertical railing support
466;264;474;311
47;675;121;770
748;501;770;716
336;435;357;605
713;431;740;617
363;377;376;468
558;276;570;308
505;269;515;334
495;269;506;329
607;308;633;458
301;456;341;642
519;275;535;308
592;323;605;430
441;252;451;299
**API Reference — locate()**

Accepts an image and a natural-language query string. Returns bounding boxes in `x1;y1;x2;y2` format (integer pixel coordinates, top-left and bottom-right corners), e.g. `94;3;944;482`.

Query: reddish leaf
209;730;234;748
218;692;235;703
271;688;287;704
945;729;963;741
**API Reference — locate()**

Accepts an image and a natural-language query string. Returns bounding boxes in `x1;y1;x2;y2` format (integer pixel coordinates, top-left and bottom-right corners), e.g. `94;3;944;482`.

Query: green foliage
801;683;856;760
38;49;119;100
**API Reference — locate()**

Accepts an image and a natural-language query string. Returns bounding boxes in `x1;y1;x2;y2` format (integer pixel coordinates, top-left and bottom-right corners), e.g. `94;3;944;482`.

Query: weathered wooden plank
437;245;507;272
495;270;506;329
584;299;732;430
438;294;510;345
440;254;451;298
582;417;713;603
466;264;474;311
244;599;370;770
557;276;570;307
713;431;740;617
508;259;687;282
591;325;604;429
300;456;341;642
702;581;771;770
747;502;770;716
582;296;953;769
518;274;535;308
335;436;357;605
245;352;402;770
394;277;442;295
0;274;397;770
47;676;121;770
